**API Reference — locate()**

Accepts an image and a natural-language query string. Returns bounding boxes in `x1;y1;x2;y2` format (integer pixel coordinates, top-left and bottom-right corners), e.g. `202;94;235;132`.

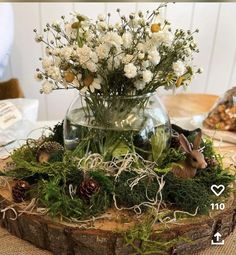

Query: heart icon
211;185;225;196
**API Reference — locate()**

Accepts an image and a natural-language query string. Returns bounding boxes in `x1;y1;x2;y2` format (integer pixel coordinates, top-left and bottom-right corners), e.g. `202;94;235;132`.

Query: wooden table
161;93;219;117
0;93;235;255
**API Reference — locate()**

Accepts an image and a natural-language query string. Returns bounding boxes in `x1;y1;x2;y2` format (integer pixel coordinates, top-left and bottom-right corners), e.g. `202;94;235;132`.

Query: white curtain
0;3;14;79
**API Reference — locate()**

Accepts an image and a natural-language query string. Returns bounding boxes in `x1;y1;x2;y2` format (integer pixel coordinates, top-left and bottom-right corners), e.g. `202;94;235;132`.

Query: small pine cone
12;180;31;203
170;136;180;149
205;157;218;168
77;178;100;200
36;141;64;163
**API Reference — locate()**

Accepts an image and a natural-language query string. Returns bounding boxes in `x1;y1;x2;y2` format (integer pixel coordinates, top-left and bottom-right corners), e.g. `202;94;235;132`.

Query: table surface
0;93;235;255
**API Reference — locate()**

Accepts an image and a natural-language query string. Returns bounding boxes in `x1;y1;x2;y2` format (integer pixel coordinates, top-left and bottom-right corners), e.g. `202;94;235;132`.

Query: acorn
36;141;64;163
64;71;75;83
151;23;161;33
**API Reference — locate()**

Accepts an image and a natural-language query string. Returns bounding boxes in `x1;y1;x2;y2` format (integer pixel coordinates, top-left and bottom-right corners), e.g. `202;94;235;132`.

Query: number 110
211;203;225;210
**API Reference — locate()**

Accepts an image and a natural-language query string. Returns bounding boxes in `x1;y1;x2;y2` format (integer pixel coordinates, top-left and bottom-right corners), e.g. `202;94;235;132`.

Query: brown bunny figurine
172;131;207;179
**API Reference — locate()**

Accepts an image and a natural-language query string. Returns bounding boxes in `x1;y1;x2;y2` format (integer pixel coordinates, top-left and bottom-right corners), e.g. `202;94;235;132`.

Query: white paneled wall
2;2;236;120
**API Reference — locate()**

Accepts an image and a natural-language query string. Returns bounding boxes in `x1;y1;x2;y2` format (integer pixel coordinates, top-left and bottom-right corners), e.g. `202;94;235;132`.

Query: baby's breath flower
41;81;54;94
124;63;137;78
42;57;53;69
142;70;153;83
172;60;186;77
134;80;146;90
148;50;161;65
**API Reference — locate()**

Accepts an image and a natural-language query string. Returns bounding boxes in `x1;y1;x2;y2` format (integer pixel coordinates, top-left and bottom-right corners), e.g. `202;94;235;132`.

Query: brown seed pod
71;22;80;29
77;178;100;200
176;76;184;88
83;74;94;87
64;71;75;83
12;180;31;203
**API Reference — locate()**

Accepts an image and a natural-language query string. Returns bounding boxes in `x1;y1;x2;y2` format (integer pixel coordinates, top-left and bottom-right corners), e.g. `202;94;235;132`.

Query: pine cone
12;180;31;203
77;178;100;200
205;157;218;168
36;141;64;163
170;136;180;149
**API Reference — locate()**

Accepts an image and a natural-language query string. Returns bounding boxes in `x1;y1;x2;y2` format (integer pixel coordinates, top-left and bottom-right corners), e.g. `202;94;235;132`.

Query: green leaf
112;142;130;157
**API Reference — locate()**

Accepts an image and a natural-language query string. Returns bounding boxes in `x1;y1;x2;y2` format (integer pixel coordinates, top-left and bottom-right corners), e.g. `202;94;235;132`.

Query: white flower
86;61;97;72
142;70;153;83
122;32;132;49
80;20;90;31
172;60;186;76
96;44;110;59
134;80;146;90
90;52;98;63
41;81;54;94
60;46;73;60
137;43;145;52
148;50;161;65
65;22;77;39
72;75;82;88
90;78;101;92
128;13;140;28
81;77;102;93
47;66;61;80
102;32;123;49
97;21;108;32
114;22;122;30
138;52;145;60
42;57;53;69
151;30;173;46
98;14;105;21
77;45;92;64
51;48;61;56
122;54;133;64
124;63;137;78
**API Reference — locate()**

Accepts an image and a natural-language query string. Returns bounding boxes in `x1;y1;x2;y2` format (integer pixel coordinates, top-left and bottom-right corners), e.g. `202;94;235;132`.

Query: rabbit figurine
172;131;207;179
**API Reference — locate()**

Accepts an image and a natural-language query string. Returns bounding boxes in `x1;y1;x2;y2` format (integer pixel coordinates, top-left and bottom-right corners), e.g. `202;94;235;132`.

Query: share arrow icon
211;232;224;245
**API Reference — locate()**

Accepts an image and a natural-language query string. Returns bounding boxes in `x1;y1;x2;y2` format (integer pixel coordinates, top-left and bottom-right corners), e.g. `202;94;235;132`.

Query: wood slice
0;184;235;255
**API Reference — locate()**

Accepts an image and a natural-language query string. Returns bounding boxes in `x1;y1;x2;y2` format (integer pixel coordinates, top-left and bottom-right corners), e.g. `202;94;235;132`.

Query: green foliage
38;174;113;220
11;144;37;163
4;123;235;222
124;213;189;255
159;148;186;167
162;173;212;214
115;172;159;209
151;128;169;162
38;178;86;218
48;121;64;146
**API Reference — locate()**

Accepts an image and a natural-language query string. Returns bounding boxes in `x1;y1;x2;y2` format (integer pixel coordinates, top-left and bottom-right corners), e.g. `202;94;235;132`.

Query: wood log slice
0;147;235;255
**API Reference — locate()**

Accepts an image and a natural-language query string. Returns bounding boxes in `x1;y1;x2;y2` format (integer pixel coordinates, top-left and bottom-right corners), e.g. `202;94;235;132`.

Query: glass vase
64;93;171;161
